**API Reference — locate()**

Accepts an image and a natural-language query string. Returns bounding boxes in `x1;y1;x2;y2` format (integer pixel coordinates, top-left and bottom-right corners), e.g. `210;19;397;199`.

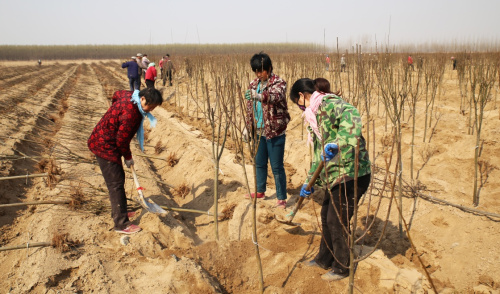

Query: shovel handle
288;161;325;221
129;164;167;214
130;165;144;198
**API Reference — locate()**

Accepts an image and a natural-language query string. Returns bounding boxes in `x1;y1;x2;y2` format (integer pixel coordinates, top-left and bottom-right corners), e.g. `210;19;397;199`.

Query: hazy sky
1;0;499;48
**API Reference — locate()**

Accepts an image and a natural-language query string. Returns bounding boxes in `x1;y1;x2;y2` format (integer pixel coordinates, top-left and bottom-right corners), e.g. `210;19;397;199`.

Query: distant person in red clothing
88;88;163;234
158;57;165;78
145;62;157;88
407;55;414;71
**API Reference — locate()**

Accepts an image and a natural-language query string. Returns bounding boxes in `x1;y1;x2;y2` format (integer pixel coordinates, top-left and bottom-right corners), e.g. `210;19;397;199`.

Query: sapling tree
230;81;265;293
375;54;409;237
407;63;423;180
357;51;375;152
206;76;230;240
468;56;498;206
422;56;445;142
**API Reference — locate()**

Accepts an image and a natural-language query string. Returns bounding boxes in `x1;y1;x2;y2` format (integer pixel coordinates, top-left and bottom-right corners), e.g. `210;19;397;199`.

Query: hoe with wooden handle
130;165;167;214
275;160;325;227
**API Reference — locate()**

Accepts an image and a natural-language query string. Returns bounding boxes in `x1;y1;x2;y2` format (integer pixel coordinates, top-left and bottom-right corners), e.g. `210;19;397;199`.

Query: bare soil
0;60;499;293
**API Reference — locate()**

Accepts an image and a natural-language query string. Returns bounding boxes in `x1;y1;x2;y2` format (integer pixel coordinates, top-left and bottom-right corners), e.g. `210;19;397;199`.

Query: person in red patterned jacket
88;88;163;234
244;52;291;209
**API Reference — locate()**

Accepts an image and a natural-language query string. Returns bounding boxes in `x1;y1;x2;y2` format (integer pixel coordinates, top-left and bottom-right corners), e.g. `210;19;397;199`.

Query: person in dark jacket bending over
88;88;163;234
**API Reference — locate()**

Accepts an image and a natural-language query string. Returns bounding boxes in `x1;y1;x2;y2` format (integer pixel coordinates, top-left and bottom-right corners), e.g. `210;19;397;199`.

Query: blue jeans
255;134;287;200
129;77;140;91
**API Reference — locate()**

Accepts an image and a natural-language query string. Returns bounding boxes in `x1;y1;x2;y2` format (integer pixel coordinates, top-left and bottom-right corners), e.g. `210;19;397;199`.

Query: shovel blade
144;200;167;214
274;215;301;227
138;195;167;214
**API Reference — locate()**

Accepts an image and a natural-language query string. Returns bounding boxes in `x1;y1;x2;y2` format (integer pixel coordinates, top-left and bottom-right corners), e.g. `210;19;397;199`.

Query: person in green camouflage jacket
290;78;371;281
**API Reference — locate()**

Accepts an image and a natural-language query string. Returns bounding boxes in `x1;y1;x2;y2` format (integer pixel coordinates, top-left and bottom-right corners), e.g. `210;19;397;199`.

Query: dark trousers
255;134;287;200
129;77;140;91
96;156;131;230
146;79;155;88
163;69;172;86
314;173;371;274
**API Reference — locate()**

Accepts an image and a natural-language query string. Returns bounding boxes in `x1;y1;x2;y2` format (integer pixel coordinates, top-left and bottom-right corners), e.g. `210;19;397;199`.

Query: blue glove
245;90;252;100
300;184;314;198
321;143;338;162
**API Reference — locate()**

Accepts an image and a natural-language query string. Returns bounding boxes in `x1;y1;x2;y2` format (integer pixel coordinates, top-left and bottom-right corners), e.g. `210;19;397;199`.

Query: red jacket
145;66;157;81
88;90;142;164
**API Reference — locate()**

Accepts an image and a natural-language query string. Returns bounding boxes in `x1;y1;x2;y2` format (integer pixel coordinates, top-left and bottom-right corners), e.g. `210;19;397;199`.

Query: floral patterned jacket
245;73;290;139
88;90;142;164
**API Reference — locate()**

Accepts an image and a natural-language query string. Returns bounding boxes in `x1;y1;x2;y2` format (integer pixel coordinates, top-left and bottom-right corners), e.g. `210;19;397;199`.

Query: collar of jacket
250;72;276;89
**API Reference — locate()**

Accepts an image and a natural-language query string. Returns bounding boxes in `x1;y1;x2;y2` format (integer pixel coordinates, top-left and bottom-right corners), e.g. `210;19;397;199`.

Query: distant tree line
0;43;324;60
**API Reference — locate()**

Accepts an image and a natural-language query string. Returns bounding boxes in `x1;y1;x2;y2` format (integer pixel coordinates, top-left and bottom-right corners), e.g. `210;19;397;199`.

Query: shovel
275;161;325;226
130;165;167;214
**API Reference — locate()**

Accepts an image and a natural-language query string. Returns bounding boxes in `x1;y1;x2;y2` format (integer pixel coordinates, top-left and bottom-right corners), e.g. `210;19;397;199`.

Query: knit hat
148;62;155;68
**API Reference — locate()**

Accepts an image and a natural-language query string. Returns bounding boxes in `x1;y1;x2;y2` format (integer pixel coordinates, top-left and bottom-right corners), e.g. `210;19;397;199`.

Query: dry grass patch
167;152;179;167
69;186;85;211
51;233;81;252
154;140;165;154
173;183;190;198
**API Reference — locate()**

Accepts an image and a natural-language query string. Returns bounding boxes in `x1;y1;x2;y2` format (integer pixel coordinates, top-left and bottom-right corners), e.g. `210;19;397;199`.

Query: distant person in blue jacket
122;57;140;91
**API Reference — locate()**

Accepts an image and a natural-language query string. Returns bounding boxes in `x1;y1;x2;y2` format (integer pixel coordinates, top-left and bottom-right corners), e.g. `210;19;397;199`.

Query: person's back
165;59;173;71
142;55;150;68
145;64;157;88
163;55;174;86
122;60;139;79
314;95;370;182
88;90;142;163
145;66;157;81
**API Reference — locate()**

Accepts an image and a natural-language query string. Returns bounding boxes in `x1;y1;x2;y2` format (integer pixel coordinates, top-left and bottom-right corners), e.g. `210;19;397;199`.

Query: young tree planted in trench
375;54;410;237
467;56;498;206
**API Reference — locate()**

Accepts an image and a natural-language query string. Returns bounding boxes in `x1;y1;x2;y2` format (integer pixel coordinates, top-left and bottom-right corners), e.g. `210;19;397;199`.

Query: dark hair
289;78;316;103
139;88;163;105
314;78;331;93
290;78;342;103
166;53;170;57
250;52;273;73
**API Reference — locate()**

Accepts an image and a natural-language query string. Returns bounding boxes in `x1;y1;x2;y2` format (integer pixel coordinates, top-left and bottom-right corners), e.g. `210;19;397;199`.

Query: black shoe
321;270;348;281
302;260;329;270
